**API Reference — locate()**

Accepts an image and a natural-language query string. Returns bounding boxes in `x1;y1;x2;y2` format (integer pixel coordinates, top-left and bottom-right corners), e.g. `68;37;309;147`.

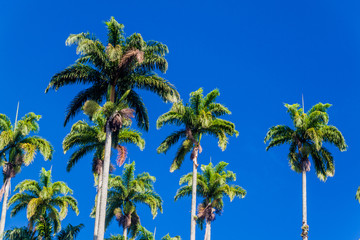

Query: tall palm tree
80;95;136;240
0;113;53;239
175;161;245;240
63;102;145;237
264;103;347;240
157;88;238;240
8;168;79;234
106;162;162;240
4;215;83;240
45;17;178;240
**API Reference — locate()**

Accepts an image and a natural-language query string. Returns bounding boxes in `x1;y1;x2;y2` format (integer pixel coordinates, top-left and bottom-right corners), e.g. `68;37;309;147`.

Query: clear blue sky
1;0;360;239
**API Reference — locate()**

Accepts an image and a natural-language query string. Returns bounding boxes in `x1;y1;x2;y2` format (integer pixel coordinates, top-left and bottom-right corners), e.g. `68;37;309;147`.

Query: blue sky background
1;0;360;239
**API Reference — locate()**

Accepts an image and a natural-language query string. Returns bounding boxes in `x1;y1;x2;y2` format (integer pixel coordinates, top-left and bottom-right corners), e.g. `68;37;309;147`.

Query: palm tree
45;16;179;129
4;215;83;240
45;17;178;240
80;95;137;240
135;226;181;240
3;227;37;240
63;102;145;237
157;88;238;240
0;113;53;239
175;161;245;240
106;226;181;240
355;188;360;203
8;168;79;234
264;103;347;240
106;162;162;240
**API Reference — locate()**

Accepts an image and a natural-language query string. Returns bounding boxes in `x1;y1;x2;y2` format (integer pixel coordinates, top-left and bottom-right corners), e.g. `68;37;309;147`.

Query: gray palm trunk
191;155;198;240
301;170;308;240
0;178;10;240
96;123;112;240
204;220;211;240
123;226;128;240
94;167;103;240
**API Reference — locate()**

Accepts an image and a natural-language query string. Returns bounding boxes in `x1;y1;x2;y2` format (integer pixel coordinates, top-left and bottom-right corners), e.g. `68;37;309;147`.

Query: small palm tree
4;215;83;240
0;113;53;238
264;103;347;240
135;226;181;240
3;227;37;240
157;88;238;240
106;226;181;240
175;161;246;240
106;162;162;240
8;168;79;233
63;101;144;236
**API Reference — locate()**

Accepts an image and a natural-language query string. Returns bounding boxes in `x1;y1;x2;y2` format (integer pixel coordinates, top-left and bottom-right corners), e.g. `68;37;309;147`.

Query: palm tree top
45;16;179;129
175;161;246;204
9;168;79;233
62;97;145;173
105;162;162;237
157;88;238;172
264;102;347;181
0;113;53;164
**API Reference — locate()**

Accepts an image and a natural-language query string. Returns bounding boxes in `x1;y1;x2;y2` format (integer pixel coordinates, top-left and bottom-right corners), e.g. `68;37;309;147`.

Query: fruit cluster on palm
264;103;347;240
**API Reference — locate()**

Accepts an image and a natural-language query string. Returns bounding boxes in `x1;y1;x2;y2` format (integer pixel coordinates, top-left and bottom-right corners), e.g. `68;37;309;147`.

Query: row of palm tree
0;16;350;240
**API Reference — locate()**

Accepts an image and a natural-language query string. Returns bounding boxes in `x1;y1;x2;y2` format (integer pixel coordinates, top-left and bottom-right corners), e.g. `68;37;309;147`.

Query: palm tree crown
264;103;347;180
4;215;83;240
157;88;238;172
8;168;79;233
175;162;246;230
105;162;162;239
63;102;145;173
45;17;179;129
0;113;53;196
105;227;181;240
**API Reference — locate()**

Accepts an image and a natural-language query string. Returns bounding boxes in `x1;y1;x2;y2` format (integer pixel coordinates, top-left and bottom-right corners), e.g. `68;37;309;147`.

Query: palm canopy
63;100;145;173
157;88;238;172
0;113;53;197
264;103;347;181
105;162;162;238
45;16;179;130
8;168;79;233
4;215;83;240
175;161;246;226
105;227;181;240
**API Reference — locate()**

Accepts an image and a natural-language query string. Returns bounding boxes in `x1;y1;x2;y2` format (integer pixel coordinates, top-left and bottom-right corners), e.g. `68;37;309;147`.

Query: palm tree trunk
123;227;128;240
301;170;308;240
204;220;211;240
96;123;112;240
0;178;10;240
190;156;198;240
94;167;103;240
